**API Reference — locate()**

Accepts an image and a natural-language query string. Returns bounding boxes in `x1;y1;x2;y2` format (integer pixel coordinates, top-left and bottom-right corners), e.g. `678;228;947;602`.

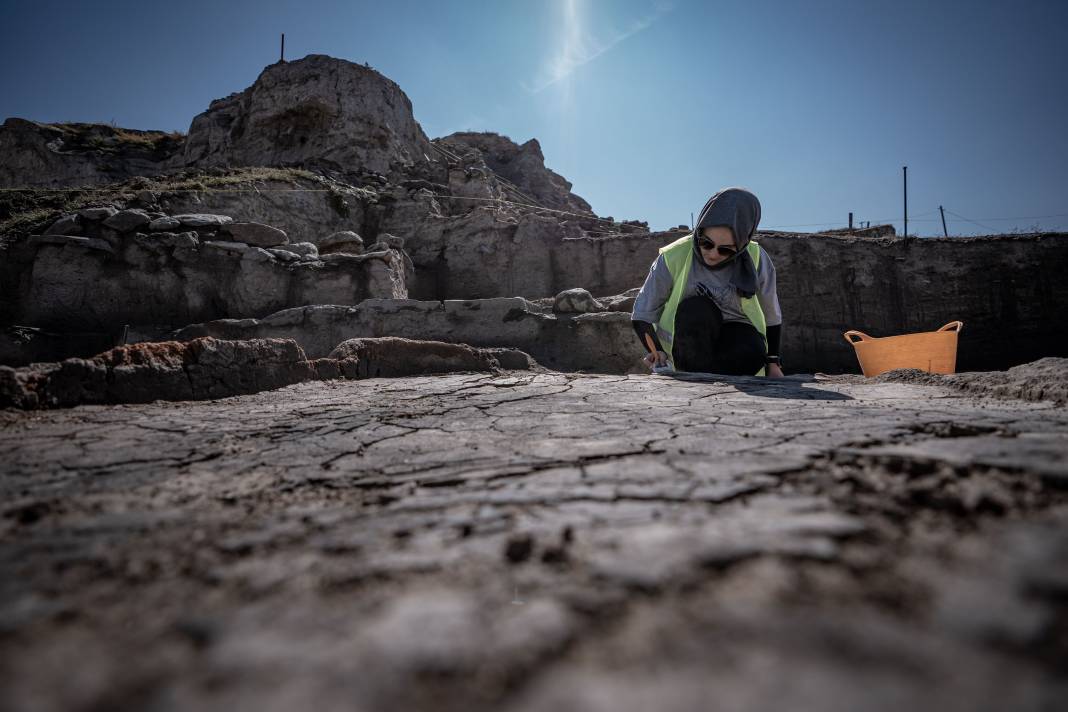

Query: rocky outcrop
179;55;435;179
0;337;326;409
173;299;644;374
437;132;593;215
1;206;407;331
0;119;183;188
552;288;604;314
329;337;536;378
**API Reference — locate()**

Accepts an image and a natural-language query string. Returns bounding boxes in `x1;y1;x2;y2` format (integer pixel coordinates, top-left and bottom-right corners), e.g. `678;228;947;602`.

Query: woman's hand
766;363;784;378
643;350;669;370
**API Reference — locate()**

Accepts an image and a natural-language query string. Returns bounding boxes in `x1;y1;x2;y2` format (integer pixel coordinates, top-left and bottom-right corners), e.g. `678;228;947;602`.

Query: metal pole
281;34;285;62
940;206;948;237
848;212;853;234
903;165;908;237
690;212;694;231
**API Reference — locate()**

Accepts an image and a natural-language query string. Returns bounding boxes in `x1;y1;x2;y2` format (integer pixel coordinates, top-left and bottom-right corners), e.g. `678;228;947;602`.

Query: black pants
672;296;766;375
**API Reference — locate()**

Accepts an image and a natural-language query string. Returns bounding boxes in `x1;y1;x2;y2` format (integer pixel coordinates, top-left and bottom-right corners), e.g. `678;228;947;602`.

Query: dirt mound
868;357;1068;404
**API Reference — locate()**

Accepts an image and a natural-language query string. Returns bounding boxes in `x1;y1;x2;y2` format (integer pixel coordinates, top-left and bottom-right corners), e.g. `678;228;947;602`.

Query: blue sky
1;0;1065;235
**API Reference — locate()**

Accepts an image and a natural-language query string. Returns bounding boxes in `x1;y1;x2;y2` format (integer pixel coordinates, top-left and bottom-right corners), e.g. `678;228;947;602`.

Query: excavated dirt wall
4;231;1066;373
554;231;1068;373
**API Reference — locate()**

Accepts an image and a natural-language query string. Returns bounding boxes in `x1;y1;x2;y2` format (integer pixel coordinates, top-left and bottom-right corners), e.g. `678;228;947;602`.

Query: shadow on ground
661;372;855;401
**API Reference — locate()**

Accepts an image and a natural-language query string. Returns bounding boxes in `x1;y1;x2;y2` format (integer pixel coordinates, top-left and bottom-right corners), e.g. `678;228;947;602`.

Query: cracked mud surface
2;372;1067;711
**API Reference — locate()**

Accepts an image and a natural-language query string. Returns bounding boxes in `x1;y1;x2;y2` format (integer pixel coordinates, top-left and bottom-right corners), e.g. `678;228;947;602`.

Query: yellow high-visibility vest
655;235;767;376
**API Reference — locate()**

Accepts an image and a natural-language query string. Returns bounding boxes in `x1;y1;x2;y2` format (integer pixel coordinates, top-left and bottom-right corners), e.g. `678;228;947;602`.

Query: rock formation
438;131;593;214
179;55;434;180
0;119;182;188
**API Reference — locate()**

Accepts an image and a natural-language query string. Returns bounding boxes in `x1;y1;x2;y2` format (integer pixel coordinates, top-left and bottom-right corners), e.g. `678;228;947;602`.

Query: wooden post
940;205;948;237
848;212;853;234
903;165;908;237
281;34;285;62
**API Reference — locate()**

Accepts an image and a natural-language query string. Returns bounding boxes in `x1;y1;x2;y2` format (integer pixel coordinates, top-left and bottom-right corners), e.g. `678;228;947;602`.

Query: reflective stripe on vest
655;235;767;376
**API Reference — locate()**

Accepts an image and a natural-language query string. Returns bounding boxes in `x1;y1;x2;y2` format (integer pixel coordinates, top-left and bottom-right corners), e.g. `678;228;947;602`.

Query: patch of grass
0;189;92;243
41;122;185;156
161;167;319;192
113;127;185;147
327;187;350;217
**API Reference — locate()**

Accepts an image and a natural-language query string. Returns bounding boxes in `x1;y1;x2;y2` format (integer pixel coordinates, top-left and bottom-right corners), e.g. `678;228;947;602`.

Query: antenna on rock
280;33;286;63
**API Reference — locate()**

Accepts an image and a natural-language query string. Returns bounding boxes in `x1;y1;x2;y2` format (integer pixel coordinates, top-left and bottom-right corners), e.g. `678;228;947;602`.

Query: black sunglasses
698;238;738;256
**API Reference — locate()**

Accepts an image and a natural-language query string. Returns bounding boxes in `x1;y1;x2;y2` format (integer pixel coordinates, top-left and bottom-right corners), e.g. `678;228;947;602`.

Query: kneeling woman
631;187;784;377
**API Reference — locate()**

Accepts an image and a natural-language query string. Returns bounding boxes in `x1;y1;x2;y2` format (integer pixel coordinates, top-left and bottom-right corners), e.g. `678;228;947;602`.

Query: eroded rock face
0;119;183;188
438;132;593;215
179;55;435;178
148;175;371;247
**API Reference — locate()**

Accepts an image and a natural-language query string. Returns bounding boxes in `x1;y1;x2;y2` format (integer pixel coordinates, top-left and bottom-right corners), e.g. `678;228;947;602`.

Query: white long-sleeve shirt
631;244;782;327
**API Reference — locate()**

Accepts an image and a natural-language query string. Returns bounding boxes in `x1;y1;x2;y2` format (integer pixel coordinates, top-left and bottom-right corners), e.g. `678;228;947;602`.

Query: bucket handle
843;330;872;345
937;321;963;333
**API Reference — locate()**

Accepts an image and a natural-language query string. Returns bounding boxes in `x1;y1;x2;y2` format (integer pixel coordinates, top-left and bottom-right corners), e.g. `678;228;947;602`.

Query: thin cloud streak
522;1;673;93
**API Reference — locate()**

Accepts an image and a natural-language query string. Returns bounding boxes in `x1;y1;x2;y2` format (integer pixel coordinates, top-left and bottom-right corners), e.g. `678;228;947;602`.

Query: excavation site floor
2;371;1067;711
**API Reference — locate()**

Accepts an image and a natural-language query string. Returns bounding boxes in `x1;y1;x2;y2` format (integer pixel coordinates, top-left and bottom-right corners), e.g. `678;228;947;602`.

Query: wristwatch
766;355;781;366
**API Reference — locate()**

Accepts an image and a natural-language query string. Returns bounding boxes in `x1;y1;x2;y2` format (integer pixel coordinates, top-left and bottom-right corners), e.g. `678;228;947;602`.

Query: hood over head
692;187;762;298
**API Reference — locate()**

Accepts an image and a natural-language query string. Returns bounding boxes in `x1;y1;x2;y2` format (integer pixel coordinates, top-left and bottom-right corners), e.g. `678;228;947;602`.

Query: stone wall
0;208;407;333
174;300;644;375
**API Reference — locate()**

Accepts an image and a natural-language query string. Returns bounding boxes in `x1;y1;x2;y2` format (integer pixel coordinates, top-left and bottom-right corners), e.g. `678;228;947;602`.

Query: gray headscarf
692;187;762;298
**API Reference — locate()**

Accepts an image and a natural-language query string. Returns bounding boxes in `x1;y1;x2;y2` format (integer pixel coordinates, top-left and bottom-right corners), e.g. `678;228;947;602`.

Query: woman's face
698;226;737;266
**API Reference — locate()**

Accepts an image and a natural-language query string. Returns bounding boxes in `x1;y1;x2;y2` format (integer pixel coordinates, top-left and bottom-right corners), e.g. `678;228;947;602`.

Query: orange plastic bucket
843;321;963;377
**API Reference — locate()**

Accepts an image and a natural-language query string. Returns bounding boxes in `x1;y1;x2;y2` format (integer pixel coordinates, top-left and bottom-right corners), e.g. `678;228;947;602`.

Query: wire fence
2;186;1064;236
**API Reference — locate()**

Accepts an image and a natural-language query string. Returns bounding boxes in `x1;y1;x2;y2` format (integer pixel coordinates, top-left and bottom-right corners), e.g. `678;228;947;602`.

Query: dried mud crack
2;372;1067;711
